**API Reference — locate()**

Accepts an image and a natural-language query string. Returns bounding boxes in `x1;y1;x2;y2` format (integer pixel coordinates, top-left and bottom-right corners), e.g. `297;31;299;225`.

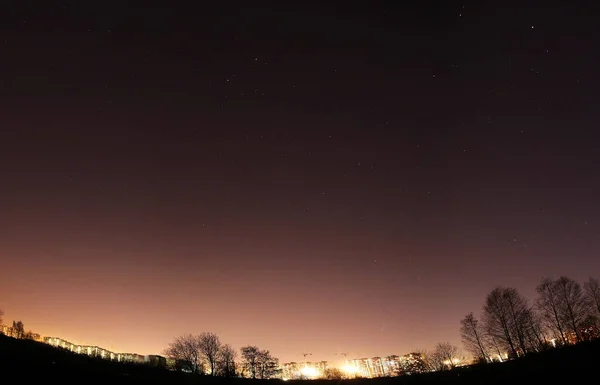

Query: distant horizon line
0;323;425;365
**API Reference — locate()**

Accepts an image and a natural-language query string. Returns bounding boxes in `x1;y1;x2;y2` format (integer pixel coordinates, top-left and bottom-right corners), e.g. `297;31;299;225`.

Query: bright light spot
301;366;319;378
342;365;358;374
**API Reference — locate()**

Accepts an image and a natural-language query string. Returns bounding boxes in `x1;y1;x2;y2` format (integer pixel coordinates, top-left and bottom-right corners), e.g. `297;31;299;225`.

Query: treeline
460;276;600;364
0;310;38;341
164;332;279;379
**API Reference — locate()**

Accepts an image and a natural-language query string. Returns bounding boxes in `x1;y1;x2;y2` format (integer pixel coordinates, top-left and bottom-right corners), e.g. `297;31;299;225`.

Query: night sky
1;1;599;364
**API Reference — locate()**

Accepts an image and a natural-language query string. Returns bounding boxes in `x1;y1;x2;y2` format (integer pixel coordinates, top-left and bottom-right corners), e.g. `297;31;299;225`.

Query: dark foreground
1;335;598;384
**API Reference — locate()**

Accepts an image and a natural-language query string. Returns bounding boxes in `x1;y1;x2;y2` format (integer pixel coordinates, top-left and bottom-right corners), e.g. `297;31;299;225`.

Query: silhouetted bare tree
257;349;279;379
522;308;548;352
423;350;441;371
198;332;221;375
235;361;247;378
579;314;599;340
584;277;600;318
241;345;260;379
0;309;3;326
484;287;533;356
536;277;568;345
488;336;505;362
400;352;428;374
505;287;531;354
426;342;464;371
164;334;202;374
483;287;518;357
555;276;587;342
460;312;489;362
21;329;33;340
217;343;237;377
12;321;24;339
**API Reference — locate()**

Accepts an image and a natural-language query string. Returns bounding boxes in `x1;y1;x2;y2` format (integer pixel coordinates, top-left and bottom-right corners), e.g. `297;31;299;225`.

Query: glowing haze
1;2;599;364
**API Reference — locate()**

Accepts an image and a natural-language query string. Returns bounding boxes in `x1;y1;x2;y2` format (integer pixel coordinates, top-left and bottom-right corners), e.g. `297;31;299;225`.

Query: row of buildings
281;353;428;380
1;326;166;367
2;324;430;379
281;361;329;379
44;336;166;367
346;353;427;378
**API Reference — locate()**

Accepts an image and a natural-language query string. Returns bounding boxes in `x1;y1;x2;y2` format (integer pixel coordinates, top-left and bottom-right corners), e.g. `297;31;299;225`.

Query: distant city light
300;366;319;378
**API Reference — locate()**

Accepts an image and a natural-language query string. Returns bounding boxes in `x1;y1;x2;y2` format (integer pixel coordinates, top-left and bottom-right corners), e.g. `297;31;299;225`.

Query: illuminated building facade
369;357;388;377
43;336;163;365
281;353;429;380
0;325;13;336
281;362;300;379
382;355;402;376
281;361;328;380
342;353;426;378
347;357;374;378
315;361;329;374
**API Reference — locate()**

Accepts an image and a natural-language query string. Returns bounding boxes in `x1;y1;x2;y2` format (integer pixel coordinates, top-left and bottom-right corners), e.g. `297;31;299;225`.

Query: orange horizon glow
2;0;599;371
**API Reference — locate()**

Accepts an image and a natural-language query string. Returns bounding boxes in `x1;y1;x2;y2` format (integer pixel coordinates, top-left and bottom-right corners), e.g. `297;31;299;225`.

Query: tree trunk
568;308;581;342
552;307;567;344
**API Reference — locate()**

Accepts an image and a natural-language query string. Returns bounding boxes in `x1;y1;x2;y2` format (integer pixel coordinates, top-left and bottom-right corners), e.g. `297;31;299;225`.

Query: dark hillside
1;334;598;384
0;334;237;385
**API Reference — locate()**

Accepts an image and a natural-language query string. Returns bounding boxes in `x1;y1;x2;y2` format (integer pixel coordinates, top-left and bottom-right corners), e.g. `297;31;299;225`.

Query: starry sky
1;1;599;364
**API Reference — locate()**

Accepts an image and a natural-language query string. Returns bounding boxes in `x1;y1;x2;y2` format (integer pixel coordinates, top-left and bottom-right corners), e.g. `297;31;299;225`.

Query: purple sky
1;1;599;364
